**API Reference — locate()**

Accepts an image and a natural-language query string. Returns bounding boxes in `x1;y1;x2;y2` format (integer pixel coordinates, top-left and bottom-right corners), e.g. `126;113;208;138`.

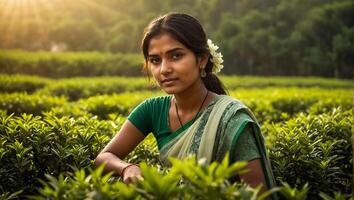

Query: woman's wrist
121;163;139;178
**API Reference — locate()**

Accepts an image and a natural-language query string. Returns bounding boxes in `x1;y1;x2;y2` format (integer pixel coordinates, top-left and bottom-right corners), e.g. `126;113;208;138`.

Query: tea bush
37;77;159;101
29;155;351;200
0;113;121;195
0;74;51;93
29;156;282;200
42;92;160;119
1;88;350;123
265;108;353;199
73;92;160;119
0;93;67;116
222;76;353;89
0;112;161;198
0;50;143;77
231;88;352;123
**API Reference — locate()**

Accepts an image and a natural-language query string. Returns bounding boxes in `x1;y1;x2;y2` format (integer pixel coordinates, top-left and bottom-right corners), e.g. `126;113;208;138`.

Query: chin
162;88;177;95
161;86;182;95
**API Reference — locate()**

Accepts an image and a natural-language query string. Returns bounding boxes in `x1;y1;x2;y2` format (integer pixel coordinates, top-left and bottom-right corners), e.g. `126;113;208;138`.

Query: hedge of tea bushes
0;93;67;116
36;77;159;101
0;92;158;119
72;92;160;119
222;76;354;89
28;161;352;200
22;159;353;200
65;88;352;123
0;74;352;96
0;74;51;93
0;113;118;195
230;88;352;123
0;112;160;197
0;50;143;78
28;157;283;200
264;108;353;199
0;88;351;124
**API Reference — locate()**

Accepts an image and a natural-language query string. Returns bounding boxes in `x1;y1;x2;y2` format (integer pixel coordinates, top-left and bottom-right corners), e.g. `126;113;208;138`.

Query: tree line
0;0;353;78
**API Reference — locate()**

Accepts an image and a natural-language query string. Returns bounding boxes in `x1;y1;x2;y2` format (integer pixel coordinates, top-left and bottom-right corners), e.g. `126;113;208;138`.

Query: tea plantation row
0;88;351;123
0;50;143;78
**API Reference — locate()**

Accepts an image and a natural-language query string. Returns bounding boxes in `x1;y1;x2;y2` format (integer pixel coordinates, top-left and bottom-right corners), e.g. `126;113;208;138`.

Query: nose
160;59;172;74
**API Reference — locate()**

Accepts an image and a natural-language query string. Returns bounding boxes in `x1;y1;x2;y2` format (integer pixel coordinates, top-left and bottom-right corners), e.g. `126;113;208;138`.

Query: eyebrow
148;47;184;57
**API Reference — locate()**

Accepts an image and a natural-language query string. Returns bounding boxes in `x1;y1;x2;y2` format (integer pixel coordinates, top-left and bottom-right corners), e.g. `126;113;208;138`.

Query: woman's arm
233;120;268;193
94;120;146;183
239;159;268;193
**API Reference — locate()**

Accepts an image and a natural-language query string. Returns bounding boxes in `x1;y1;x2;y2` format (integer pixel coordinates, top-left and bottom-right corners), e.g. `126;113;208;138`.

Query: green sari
159;95;276;190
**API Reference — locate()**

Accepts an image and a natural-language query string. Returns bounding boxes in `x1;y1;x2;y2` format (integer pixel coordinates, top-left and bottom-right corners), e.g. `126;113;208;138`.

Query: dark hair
141;12;227;95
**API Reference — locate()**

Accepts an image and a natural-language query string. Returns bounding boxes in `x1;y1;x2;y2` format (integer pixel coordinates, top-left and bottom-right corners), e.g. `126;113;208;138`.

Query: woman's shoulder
216;95;247;108
216;95;259;123
143;95;172;105
135;95;172;111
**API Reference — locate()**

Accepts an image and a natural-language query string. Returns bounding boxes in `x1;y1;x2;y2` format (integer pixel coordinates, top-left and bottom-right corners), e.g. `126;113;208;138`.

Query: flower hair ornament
207;39;224;74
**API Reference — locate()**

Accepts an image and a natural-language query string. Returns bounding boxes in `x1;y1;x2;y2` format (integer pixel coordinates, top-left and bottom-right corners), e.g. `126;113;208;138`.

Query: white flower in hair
207;39;224;74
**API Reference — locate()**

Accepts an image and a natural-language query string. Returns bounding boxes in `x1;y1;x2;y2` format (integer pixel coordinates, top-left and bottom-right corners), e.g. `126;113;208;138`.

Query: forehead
148;33;187;55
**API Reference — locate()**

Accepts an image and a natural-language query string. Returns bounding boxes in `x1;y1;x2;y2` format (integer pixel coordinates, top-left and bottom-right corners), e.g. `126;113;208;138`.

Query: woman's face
147;33;206;94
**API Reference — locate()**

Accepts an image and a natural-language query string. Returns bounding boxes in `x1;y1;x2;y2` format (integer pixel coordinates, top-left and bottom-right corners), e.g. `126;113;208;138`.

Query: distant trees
0;0;352;78
215;0;353;78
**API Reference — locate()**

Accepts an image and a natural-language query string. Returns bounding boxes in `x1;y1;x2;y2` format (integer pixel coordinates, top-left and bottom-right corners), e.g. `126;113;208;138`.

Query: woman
94;12;275;193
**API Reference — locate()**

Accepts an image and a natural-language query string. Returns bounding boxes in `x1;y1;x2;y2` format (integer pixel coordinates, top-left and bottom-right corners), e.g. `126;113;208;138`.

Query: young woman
94;12;275;192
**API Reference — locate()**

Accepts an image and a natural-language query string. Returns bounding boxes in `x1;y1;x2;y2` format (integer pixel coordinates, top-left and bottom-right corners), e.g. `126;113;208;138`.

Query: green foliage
31;156;278;200
0;113;122;195
266;108;353;199
278;182;309;200
231;87;352;123
0;74;51;93
125;134;161;167
0;190;23;200
0;93;67;116
319;192;353;200
1;0;353;78
0;50;143;78
37;77;158;101
40;92;154;120
222;76;353;90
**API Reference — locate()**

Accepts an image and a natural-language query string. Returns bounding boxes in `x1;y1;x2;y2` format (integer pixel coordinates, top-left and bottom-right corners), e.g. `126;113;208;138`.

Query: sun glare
0;0;118;49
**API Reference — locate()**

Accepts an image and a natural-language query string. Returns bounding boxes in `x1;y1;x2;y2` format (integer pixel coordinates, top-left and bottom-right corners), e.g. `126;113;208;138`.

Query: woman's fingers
123;165;143;184
136;174;144;181
124;174;144;184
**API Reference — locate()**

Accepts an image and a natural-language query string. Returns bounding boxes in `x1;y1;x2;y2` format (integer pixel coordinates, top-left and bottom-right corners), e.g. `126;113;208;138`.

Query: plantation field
0;74;352;199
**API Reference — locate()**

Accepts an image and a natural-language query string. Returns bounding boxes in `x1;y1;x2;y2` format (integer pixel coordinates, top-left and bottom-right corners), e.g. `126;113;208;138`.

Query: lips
161;78;178;84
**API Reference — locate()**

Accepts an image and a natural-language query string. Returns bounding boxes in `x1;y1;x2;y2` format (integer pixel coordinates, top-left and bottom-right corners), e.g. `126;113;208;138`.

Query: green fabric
127;96;173;148
128;95;199;149
234;123;261;162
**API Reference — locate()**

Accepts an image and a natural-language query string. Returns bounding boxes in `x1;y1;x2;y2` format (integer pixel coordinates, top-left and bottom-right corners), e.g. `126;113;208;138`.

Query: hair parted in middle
141;12;227;95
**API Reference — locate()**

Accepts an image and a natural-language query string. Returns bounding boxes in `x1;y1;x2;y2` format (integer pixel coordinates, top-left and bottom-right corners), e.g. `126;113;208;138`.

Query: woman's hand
121;164;144;184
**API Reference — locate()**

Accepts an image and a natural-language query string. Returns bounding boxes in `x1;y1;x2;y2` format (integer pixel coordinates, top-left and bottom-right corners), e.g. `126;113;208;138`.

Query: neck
174;80;208;113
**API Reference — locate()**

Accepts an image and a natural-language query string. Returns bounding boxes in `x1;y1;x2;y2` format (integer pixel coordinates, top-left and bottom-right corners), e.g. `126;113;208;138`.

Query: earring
201;69;206;77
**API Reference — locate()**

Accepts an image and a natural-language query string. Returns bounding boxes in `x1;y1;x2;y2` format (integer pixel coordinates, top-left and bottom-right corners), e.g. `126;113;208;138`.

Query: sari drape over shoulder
159;95;276;190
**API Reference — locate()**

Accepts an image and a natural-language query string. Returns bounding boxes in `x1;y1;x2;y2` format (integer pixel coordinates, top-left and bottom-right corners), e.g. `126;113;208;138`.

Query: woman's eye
149;57;160;64
171;53;182;60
